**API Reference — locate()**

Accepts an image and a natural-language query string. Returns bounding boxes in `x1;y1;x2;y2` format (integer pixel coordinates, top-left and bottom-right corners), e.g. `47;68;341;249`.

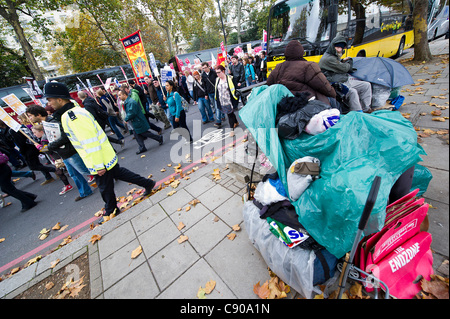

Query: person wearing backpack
243;57;256;86
164;80;193;143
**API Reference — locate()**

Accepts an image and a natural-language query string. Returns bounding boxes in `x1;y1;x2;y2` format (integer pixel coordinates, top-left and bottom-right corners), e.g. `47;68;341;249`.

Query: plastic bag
254;179;288;206
277;99;331;140
243;200;318;298
411;164;433;197
371;83;391;108
304;109;340;135
239;84;426;258
287;156;320;201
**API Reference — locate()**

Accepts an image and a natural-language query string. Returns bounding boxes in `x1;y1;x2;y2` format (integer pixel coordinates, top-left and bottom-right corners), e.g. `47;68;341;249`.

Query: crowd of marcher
0;49;267;218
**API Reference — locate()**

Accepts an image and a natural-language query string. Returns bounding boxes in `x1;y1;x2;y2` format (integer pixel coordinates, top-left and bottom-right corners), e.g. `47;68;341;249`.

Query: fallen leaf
167;190;177;196
25;255;41;268
89;234;102;244
161;168;166;172
147;174;153;179
52;222;61;230
188;199;200;207
197;287;207;299
423;129;436;135
59;225;69;232
227;233;236;240
177;222;185;230
131;245;142;259
45;282;55;290
10;267;20;275
349;282;363;298
421;276;449;299
50;259;60;269
0;238;5;243
232;224;241;231
253;281;270;299
432;117;446;122
177;235;189;244
204;280;216;294
431;110;442;116
185;205;191;212
140;155;146;158
170;180;180;188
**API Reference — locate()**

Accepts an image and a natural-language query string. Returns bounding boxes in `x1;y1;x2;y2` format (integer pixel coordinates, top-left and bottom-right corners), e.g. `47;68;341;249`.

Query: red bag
366;231;433;299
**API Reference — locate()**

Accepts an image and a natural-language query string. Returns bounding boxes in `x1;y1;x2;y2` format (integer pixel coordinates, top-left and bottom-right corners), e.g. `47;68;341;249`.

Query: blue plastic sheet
240;85;426;258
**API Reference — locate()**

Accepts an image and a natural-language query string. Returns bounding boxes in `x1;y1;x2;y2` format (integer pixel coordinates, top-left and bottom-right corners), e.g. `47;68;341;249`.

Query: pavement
0;38;448;301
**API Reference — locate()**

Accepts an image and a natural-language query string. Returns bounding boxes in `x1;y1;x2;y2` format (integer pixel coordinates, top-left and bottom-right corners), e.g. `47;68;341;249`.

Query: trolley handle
358;176;381;231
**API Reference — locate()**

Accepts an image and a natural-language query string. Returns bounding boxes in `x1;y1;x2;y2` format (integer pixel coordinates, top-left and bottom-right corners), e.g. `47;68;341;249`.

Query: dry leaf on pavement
131;245;142;259
253;281;270;299
89;234;102;244
177;222;185;230
177;235;189;244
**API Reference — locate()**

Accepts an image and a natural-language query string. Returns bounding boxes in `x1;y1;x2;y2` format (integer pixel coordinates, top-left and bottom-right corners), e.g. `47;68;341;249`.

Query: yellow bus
266;0;416;73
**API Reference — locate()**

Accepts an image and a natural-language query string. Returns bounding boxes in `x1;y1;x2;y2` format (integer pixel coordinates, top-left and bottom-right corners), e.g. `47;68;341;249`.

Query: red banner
119;30;152;81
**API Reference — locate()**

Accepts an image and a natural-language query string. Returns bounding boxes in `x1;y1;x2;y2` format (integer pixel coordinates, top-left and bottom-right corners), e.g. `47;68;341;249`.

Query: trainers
88;175;95;183
59;184;74;195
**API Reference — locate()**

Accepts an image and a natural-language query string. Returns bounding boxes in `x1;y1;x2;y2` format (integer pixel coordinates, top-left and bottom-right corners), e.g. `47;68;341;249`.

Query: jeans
63;153;93;198
197;97;215;122
108;116;126;140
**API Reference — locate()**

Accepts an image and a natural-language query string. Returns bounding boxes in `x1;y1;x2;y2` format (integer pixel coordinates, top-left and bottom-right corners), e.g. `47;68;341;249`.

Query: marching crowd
0;50;268;221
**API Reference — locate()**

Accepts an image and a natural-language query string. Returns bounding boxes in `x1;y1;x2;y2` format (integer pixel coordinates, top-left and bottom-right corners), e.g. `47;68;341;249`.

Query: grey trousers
344;77;372;111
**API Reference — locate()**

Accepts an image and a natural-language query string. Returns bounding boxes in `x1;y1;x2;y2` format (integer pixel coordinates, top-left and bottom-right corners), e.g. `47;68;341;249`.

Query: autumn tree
0;0;72;80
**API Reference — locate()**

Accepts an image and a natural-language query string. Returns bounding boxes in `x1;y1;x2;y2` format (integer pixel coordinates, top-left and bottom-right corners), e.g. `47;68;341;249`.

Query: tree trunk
0;0;44;81
413;0;432;62
237;0;242;43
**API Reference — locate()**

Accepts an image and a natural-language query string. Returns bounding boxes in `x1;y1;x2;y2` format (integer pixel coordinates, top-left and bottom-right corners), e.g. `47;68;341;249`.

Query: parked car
428;4;449;40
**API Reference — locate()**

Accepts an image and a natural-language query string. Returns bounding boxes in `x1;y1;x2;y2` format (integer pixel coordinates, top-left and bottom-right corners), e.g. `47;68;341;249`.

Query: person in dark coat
267;40;336;105
119;88;163;155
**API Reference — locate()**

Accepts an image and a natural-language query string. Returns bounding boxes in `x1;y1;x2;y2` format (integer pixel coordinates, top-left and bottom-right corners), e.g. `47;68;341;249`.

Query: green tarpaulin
239;84;426;258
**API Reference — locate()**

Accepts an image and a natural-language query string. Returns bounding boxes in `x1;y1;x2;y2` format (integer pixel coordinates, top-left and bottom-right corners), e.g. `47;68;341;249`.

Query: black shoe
159;136;164;146
21;201;37;213
143;180;156;197
136;149;147;155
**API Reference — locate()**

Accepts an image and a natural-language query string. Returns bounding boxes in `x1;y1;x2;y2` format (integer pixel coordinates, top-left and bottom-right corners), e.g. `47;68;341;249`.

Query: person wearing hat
42;82;94;201
318;34;372;113
44;82;156;221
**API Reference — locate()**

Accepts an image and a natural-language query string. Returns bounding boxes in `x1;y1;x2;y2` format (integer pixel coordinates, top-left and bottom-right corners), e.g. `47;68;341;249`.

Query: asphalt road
0;102;247;274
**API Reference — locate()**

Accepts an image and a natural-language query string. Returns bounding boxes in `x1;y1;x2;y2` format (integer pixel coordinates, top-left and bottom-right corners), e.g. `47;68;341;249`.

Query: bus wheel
394;38;405;58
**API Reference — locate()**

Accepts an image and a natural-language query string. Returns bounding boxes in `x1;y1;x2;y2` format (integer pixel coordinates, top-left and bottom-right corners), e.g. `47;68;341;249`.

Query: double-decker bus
266;0;420;74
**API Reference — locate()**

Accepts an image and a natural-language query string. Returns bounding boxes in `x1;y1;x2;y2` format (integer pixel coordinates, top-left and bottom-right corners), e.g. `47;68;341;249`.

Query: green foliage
0;39;30;88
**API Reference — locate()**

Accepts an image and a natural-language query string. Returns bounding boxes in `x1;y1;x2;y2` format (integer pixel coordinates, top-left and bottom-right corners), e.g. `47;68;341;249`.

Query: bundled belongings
287;157;320;201
240;84;427;259
244;172;338;298
304;109;340;135
275;92;334;139
356;189;433;299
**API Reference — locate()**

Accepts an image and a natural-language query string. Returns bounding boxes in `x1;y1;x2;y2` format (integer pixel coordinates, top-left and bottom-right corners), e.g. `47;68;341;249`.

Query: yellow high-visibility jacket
61;106;117;174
